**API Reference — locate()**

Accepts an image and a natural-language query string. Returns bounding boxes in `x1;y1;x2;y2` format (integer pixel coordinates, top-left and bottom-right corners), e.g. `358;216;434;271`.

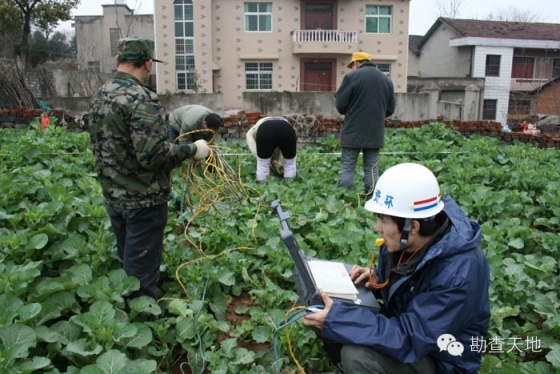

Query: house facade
74;4;154;75
416;18;560;126
153;0;410;110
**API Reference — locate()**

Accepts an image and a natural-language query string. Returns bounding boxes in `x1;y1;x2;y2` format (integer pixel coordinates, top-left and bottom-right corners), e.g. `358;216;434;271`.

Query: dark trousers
255;118;297;159
337;147;380;193
105;202;167;300
319;338;437;374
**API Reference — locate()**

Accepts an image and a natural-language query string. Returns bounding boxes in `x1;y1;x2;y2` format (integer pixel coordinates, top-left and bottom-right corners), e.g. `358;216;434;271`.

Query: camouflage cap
117;36;164;63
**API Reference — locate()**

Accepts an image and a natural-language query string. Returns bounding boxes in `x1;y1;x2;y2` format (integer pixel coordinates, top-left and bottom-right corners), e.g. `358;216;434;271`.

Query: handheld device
271;199;380;312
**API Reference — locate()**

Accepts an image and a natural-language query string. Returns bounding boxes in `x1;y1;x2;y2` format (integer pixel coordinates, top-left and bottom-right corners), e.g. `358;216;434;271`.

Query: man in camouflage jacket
88;37;210;301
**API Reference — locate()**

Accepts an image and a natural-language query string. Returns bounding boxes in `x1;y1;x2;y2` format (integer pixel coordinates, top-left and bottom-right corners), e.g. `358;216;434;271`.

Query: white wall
472;46;513;126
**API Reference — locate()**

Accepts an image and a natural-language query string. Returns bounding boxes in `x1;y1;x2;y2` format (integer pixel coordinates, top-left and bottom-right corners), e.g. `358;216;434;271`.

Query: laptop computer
271;199;381;313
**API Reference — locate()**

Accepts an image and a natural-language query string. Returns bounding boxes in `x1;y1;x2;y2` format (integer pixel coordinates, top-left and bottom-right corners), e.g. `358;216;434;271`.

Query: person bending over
246;116;297;183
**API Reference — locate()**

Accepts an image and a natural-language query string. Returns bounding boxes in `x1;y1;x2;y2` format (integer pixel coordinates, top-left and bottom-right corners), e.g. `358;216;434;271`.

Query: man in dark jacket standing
304;163;491;374
335;52;396;195
88;37;210;301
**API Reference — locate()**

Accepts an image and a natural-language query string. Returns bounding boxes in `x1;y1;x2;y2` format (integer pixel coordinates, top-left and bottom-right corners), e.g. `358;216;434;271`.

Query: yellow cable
159;129;367;372
284;306;310;374
159;129;263;303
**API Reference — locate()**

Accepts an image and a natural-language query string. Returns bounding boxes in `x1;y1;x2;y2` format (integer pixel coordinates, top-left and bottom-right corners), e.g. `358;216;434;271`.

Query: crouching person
304;163;490;374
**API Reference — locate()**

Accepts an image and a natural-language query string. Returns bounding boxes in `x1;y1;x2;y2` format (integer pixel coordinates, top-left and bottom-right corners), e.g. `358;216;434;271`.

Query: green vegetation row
0;121;558;373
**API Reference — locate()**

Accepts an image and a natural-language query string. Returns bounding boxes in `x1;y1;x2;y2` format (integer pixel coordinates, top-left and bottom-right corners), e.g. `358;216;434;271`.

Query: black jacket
335;61;396;148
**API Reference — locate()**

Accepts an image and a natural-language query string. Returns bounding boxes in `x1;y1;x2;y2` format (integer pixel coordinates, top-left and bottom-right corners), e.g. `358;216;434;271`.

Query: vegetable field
0;121;559;374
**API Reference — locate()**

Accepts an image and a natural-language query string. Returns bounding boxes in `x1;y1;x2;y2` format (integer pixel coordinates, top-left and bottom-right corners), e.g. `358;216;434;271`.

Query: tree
484;7;541;23
435;0;463;18
47;30;73;60
28;29;73;67
0;0;79;70
28;30;48;67
0;0;23;58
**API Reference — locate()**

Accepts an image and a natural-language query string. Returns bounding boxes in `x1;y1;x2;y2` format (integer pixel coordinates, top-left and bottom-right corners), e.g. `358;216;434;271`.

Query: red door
301;60;335;92
303;1;335;30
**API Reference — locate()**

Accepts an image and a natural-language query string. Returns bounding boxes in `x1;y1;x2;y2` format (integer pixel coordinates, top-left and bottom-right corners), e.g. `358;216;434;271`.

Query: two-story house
415;17;560;126
74;2;154;76
153;0;410;110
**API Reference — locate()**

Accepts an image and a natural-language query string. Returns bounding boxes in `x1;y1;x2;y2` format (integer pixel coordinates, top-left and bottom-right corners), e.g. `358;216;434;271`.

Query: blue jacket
321;196;490;373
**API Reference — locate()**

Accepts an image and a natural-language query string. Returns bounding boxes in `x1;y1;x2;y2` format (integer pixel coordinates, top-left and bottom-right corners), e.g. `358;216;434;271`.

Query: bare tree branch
484;7;542;23
435;0;463;18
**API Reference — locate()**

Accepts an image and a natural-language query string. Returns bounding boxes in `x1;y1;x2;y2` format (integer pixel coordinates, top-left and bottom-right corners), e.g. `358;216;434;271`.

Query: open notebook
307;260;359;300
272;200;381;312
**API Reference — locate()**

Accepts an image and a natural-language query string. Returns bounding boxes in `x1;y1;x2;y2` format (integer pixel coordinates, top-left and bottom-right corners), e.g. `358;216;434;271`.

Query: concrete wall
51;70;111;97
159;93;224;115
242;92;337;117
418;25;472;78
408;53;420;77
75;5;155;74
45;92;224;116
407;77;484;121
43;89;480;123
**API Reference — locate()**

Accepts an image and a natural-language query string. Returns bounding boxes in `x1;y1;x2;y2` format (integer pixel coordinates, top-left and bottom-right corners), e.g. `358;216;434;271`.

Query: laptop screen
272;199;382;312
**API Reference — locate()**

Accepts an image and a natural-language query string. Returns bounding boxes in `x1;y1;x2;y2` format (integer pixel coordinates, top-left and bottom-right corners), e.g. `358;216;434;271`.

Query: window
509;97;531;118
365;5;392;34
483;99;497;120
552;58;560;78
485;55;501;77
175;0;196;90
87;61;100;73
110;28;121;57
244;3;272;32
511;57;534;79
245;62;272;89
375;63;391;78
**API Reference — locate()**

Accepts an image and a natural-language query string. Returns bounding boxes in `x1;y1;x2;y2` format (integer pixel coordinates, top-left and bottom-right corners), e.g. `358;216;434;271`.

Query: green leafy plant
0;123;559;373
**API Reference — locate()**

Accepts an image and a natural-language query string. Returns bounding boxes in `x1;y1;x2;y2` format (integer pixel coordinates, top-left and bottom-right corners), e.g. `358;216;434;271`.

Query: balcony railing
291;30;357;43
291;30;357;54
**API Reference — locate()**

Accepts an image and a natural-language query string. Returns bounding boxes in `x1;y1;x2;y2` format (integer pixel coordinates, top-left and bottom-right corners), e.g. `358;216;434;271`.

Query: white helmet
364;163;444;219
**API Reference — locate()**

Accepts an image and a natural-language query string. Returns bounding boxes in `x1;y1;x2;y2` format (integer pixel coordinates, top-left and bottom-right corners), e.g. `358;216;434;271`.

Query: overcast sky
62;0;560;36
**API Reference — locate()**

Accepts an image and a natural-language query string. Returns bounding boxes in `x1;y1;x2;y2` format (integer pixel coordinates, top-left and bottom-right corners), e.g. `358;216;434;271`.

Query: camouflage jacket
88;71;196;209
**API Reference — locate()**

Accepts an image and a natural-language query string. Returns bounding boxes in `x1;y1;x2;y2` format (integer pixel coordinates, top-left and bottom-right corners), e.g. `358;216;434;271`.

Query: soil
170;292;271;374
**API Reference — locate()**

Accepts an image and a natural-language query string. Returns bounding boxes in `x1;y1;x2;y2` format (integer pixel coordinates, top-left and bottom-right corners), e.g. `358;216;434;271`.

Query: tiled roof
408;35;423;54
440;18;560;41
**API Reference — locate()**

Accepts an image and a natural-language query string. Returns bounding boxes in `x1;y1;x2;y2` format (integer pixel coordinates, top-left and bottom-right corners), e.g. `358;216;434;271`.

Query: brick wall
1;107;559;149
533;80;560;117
217;110;560;149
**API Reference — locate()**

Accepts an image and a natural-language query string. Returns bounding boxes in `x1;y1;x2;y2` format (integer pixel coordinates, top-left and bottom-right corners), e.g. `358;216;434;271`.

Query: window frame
375;62;391;78
174;0;196;91
485;55;501;77
109;28;121;57
511;56;535;79
244;2;272;32
365;5;392;34
245;62;273;90
552;58;560;78
482;99;497;120
87;61;100;73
